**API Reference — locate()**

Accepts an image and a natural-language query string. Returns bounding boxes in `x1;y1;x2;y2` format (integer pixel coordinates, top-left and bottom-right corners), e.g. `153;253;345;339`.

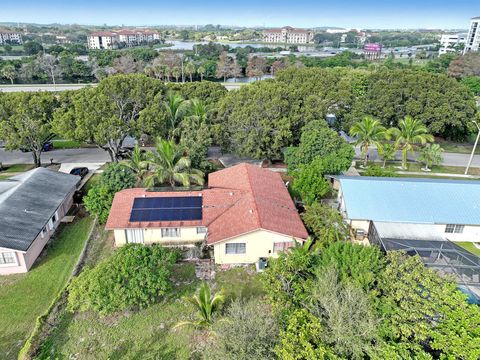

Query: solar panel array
129;196;203;222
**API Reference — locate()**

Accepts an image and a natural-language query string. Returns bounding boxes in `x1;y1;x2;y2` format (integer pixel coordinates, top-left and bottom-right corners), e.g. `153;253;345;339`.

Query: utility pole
465;120;480;175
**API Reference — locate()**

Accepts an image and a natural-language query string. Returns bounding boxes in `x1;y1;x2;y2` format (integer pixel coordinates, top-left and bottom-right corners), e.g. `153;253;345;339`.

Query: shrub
67;244;180;315
363;165;397;177
207;299;279;360
302;202;349;247
83;163;135;223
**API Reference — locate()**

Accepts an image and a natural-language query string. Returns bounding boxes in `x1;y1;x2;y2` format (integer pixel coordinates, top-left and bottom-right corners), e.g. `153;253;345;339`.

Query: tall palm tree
164;92;189;137
187;98;207;126
145;138;204;188
123;144;149;186
175;282;224;328
388;116;434;169
349;116;387;167
377;142;397;168
419;143;443;171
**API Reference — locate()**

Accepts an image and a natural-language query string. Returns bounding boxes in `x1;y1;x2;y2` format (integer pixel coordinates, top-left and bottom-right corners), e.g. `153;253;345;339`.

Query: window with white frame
125;229;144;243
273;241;295;253
225;243;246;255
445;224;465;234
161;228;181;237
196;227;207;234
0;252;17;265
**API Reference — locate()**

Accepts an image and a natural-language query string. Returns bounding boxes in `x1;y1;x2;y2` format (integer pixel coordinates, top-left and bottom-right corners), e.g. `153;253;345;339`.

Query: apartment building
87;29;160;49
439;33;466;55
0;30;23;45
464;16;480;54
263;26;313;44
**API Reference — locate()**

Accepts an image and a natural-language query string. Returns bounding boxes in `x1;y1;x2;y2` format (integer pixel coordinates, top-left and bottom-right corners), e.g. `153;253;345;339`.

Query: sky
0;0;478;29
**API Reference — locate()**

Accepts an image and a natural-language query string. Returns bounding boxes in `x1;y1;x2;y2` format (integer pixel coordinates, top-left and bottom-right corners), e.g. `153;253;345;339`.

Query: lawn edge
17;217;96;360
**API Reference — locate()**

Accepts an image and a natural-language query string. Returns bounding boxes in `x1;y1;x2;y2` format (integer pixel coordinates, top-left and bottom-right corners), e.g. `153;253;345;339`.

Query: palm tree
349;116;387;167
388;116;434;170
377;142;397;168
185;61;196;82
145;138;204;188
197;64;206;81
175;282;224;328
419;143;443;171
1;64;16;84
164;92;189;136
187;98;207;126
123;144;149;186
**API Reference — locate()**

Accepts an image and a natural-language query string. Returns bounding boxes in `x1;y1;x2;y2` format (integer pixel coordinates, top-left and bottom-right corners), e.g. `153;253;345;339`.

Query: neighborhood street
1;146;480;168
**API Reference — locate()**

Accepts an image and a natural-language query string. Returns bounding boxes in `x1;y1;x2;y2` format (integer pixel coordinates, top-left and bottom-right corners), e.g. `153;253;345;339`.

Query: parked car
20;141;54;152
69;167;89;179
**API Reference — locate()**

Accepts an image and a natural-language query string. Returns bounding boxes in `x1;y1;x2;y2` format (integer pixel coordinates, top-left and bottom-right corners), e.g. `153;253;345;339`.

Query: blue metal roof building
338;177;480;225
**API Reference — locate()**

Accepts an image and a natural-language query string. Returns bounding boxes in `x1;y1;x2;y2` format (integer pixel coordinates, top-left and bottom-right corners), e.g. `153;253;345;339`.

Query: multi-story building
88;31;117;50
87;29;160;49
0;30;23;45
464;16;480;54
439;33;466;55
263;26;313;44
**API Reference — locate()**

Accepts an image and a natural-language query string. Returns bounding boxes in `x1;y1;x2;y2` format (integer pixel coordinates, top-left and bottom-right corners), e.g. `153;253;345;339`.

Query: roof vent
249;209;253;214
229;192;234;196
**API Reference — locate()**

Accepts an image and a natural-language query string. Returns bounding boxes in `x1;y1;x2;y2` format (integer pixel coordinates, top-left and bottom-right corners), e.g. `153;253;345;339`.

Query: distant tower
464;16;480;54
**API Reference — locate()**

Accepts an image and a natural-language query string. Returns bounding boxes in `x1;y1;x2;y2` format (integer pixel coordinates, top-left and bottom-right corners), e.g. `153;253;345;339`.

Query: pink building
0;168;79;275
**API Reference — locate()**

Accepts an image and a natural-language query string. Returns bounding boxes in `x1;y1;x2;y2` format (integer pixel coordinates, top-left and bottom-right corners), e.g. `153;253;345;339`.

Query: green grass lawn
0;217;94;359
359;161;480;177
0;164;34;173
51;139;83;149
456;242;480;257
36;262;264;359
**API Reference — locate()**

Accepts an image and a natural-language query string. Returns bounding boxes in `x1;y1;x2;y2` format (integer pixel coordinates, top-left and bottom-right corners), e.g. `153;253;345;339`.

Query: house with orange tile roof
105;163;308;265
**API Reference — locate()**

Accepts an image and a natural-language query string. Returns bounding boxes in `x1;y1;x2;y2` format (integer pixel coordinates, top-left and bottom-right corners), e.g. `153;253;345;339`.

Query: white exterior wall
464;19;480;54
439;34;466;55
0;32;23;45
213;229;300;265
114;226;207;246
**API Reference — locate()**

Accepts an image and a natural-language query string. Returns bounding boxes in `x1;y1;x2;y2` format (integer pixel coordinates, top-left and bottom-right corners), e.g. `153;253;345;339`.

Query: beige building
0;30;23;45
106;164;308;266
88;29;160;49
0;168;79;275
263;26;313;44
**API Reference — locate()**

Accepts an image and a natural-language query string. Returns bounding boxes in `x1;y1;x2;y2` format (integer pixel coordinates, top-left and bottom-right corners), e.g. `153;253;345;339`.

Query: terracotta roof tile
105;163;308;243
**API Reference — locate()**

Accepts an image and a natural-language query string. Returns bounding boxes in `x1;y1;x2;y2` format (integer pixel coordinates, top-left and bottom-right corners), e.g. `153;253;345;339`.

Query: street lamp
465;120;480;175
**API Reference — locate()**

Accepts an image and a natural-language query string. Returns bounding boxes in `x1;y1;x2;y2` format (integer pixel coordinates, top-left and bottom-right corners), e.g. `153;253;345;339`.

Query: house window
52;211;58;224
225;243;246;255
161;228;181;237
196;227;207;234
0;252;17;265
445;224;464;234
125;229;144;243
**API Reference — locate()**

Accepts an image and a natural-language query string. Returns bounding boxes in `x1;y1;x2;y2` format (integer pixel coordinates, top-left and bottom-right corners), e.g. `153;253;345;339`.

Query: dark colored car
69;167;89;179
20;141;54;152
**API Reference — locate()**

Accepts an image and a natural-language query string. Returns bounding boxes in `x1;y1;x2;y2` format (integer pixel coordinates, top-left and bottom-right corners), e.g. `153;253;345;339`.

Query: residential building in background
106;163;308;267
87;29;160;49
439;33;466;55
263;26;313;44
464;16;480;54
0;29;23;45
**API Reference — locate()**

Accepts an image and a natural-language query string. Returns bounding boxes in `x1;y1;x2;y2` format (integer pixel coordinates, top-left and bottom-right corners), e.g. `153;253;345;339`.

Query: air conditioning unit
354;229;366;241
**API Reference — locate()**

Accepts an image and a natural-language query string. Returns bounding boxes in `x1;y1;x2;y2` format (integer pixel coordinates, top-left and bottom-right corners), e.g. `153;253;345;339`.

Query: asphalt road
1;147;480;168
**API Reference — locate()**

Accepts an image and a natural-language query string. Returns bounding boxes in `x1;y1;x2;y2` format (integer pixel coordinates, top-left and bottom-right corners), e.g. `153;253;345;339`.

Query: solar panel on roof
129;196;203;222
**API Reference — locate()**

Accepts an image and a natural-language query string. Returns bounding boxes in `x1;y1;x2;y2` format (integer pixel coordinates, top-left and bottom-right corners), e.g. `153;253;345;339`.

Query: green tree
0;92;58;167
388;116;434;169
349;116;386;167
145;138;204;188
83;163;136;223
67;244;179;315
1;64;16;84
377;252;480;358
307;267;380;359
163;92;189;137
418;143;443;171
122;144;149;186
285;120;354;173
23;40;43;55
53;74;164;161
461;76;480;96
197;64;206;81
185;61;196;82
207;299;279;360
302;203;349;247
291;158;331;205
176;282;224;328
377;142;397;168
